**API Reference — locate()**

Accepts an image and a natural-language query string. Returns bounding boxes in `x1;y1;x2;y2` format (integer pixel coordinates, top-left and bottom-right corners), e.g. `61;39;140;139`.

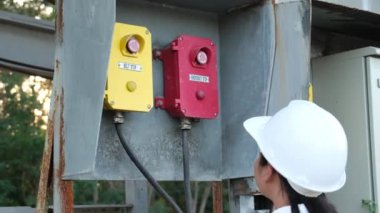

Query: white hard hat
243;100;347;197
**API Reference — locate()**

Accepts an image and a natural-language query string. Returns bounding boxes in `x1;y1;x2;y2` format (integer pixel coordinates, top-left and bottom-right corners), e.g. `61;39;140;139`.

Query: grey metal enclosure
56;0;311;181
312;47;380;213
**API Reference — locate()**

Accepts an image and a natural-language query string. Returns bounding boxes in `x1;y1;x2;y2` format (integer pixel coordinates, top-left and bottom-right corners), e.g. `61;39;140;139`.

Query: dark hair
259;154;338;213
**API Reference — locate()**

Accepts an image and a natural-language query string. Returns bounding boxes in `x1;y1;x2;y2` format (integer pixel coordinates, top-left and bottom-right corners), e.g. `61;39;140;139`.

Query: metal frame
5;0;380;212
0;10;54;78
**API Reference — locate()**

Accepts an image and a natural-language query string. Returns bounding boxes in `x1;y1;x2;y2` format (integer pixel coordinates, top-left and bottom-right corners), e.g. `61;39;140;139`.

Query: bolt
114;112;124;124
156;100;163;107
110;101;115;105
211;42;214;46
147;104;151;109
145;30;150;35
178;37;183;41
153;49;162;59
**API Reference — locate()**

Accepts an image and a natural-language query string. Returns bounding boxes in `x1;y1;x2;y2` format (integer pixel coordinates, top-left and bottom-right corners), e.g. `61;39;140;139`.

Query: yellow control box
104;23;153;112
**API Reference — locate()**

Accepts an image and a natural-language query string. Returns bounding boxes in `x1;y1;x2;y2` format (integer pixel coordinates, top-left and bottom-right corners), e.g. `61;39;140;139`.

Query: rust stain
212;181;223;213
56;88;74;213
56;0;64;44
55;59;60;73
36;94;58;213
231;179;257;196
54;59;61;74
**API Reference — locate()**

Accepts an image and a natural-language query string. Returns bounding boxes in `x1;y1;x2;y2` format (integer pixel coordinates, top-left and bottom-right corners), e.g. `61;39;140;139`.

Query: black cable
182;129;192;213
115;123;183;213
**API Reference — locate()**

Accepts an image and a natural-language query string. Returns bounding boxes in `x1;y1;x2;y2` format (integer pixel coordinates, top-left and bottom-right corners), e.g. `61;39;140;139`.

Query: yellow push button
126;81;137;92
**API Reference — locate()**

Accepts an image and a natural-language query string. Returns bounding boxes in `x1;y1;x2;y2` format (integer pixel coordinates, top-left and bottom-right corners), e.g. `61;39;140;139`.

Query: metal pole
125;181;149;213
51;0;116;212
182;129;192;213
52;0;74;212
36;102;55;213
212;181;223;213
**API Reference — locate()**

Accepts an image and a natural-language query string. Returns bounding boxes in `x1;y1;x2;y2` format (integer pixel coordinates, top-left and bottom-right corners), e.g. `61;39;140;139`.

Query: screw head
153;49;162;59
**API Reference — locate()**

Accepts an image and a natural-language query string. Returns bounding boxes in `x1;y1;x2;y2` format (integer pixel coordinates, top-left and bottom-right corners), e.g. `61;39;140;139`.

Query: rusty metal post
228;178;258;213
50;0;115;212
266;0;312;114
52;2;74;211
36;94;55;212
212;181;224;213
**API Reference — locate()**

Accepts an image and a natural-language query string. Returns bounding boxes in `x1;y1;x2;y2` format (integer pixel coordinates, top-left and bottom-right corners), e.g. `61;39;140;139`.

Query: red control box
155;35;219;119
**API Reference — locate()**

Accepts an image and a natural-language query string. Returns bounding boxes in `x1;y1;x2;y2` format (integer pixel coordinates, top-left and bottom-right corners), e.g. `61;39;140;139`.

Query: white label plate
118;62;142;72
189;74;209;83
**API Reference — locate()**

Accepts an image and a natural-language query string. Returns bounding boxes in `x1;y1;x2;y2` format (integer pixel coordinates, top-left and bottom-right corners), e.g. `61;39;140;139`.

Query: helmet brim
243;116;271;151
243;116;271;148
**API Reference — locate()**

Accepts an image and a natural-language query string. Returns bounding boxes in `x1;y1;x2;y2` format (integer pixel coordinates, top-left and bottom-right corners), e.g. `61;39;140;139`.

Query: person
243;100;347;213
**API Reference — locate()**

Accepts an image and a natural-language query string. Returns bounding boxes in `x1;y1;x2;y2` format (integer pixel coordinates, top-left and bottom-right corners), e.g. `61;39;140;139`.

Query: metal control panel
104;22;153;112
155;35;219;119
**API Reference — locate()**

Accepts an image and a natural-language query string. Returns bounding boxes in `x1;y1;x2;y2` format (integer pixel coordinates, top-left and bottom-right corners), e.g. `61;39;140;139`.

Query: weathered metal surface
58;0;310;181
36;93;57;213
228;178;258;213
51;0;116;211
56;89;74;213
219;0;274;179
313;1;380;41
125;181;148;213
0;10;54;78
57;0;116;181
51;1;75;211
71;205;132;212
0;207;35;213
127;0;264;13
315;0;380;14
267;0;311;114
92;1;222;181
212;182;224;213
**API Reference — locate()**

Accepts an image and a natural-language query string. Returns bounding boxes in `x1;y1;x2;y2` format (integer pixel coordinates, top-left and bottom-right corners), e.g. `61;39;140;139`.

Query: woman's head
255;153;338;213
244;100;348;197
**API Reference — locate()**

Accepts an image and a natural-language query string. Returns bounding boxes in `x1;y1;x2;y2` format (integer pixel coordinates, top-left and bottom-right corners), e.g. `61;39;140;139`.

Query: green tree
0;70;51;205
0;0;55;20
0;0;54;207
